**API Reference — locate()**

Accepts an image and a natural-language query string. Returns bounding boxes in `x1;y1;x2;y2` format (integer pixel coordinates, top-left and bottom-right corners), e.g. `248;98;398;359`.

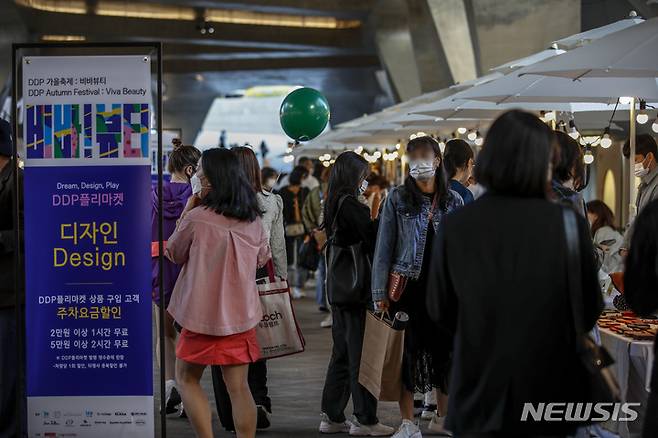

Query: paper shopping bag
358;311;404;401
256;278;305;359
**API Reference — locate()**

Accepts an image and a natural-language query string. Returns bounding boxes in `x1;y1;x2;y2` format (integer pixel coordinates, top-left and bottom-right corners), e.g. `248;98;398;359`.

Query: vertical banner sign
22;55;154;437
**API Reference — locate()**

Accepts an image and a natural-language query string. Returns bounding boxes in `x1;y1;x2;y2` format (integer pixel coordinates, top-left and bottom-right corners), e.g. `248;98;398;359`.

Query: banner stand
12;42;165;438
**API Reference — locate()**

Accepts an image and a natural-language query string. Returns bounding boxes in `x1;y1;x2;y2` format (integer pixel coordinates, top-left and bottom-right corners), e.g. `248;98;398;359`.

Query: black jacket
331;195;378;257
276;185;309;227
427;193;602;435
0;161;22;308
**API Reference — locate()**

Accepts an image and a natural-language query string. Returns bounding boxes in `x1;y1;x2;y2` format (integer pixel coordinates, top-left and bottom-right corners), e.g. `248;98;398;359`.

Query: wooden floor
154;281;413;437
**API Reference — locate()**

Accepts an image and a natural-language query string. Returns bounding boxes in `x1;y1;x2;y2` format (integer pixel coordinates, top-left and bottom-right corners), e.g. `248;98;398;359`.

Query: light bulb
467;131;477;141
619;96;634;105
474;137;484;146
599;127;612;149
583;150;594;164
395;143;401;150
637;100;649;124
457;127;467;134
652;118;658;133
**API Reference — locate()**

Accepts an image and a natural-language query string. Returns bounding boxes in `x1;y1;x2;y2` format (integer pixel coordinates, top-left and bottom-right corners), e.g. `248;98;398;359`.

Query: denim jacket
371;185;463;301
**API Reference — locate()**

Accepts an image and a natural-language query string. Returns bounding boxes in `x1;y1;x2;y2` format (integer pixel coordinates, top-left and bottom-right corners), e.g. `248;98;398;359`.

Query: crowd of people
1;109;658;438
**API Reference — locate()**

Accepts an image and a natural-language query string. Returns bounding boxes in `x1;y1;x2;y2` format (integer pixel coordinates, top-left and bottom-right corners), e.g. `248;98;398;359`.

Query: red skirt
176;327;261;366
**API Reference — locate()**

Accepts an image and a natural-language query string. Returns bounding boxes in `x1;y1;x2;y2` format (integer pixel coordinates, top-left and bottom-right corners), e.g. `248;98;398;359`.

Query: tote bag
358;311;405;401
256;269;305;359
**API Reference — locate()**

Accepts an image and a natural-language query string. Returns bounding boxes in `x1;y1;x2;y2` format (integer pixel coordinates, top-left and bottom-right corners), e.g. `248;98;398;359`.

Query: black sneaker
165;387;182;415
256;405;271;429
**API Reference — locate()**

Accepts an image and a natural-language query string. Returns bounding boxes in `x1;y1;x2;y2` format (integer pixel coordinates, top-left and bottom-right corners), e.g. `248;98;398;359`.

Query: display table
597;311;655;438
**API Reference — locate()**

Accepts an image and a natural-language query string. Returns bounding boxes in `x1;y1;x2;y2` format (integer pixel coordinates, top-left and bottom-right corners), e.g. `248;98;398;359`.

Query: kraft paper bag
358;311;404;401
256;279;305;359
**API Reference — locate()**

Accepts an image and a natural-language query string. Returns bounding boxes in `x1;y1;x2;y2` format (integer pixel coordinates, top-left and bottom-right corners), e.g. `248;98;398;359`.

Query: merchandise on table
597;309;658;341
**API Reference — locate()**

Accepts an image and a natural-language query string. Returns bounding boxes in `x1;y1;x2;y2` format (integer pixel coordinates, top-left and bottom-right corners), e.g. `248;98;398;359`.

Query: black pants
321;306;378;426
211;361;270;431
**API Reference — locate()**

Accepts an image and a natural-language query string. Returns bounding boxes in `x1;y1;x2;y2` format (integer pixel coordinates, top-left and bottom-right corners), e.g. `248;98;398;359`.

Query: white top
257;191;288;279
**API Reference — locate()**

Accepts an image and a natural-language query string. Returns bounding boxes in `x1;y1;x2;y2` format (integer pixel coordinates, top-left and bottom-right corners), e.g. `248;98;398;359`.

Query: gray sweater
257;191;288;279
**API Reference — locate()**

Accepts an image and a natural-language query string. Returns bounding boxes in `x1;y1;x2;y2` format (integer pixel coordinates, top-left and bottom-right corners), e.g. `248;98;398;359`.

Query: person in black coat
427;110;603;438
319;151;394;436
0;118;22;437
624;198;658;438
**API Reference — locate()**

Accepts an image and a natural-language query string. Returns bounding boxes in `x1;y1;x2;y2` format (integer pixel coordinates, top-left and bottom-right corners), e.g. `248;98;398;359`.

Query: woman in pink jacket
166;148;270;438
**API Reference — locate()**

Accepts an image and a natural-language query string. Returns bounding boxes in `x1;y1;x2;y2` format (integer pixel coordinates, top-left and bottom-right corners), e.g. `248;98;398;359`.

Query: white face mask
634;162;650;178
191;174;203;195
359;180;369;195
409;159;436;181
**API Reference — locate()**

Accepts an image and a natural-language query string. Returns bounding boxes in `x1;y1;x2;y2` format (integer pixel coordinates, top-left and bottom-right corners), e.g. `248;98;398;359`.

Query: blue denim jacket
371;185;463;301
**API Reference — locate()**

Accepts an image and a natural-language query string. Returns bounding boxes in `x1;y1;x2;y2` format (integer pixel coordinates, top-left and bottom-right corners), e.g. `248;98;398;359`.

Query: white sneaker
420;404;437;420
427;414;452;437
320;314;333;328
319;412;351;434
349;416;394;436
392;420;422;438
292;287;305;299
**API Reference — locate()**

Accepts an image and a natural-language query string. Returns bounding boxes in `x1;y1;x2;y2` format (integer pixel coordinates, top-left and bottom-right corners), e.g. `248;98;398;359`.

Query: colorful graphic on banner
22;54;154;437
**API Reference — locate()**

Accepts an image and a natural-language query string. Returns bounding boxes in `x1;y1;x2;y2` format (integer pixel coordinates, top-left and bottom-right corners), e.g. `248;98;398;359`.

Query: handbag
285;223;305;237
562;208;620;404
387;196;437;302
358;311;405;401
256;264;305;359
326;195;372;306
298;234;321;271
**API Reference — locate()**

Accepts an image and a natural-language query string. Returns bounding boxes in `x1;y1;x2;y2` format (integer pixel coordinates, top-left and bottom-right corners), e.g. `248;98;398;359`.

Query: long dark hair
232;146;262;192
323;151;369;232
586;200;616;235
201;148;262;221
444;138;474;180
402;136;451;212
475;110;555;198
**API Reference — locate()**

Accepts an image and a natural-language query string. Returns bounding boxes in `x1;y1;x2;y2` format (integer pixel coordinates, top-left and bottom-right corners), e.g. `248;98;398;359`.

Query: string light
637;100;649;124
474;137;484;147
583;148;594;164
653;117;658;134
457;127;467;135
467;130;477;141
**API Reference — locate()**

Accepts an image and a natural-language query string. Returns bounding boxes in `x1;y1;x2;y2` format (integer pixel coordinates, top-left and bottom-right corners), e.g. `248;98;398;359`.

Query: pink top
166;206;271;336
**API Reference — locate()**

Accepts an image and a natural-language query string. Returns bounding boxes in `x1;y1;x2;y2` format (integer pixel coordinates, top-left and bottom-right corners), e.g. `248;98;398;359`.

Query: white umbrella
552;15;643;49
521;17;658;79
521;17;658;222
454;68;658;104
490;48;565;73
410;93;617;119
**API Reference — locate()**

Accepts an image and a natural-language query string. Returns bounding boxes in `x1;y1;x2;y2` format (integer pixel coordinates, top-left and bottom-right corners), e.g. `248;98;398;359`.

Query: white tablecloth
598;328;654;438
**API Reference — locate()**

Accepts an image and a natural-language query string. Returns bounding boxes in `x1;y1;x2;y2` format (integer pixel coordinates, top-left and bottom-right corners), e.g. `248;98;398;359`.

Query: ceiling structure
1;0;656;144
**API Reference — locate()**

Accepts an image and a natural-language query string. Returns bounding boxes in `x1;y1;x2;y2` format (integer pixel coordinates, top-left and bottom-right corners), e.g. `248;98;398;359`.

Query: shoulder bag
562;207;620;404
326;195;372;306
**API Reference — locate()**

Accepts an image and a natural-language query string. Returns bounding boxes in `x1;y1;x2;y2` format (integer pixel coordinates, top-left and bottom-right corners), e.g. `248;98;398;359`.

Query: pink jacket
166;207;271;336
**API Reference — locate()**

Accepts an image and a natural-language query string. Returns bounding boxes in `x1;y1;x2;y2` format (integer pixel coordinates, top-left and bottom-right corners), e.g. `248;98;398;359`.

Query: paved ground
153;281;436;437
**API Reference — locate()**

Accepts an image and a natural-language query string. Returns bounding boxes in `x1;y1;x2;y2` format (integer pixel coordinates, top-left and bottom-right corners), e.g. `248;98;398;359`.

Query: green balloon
279;87;330;142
